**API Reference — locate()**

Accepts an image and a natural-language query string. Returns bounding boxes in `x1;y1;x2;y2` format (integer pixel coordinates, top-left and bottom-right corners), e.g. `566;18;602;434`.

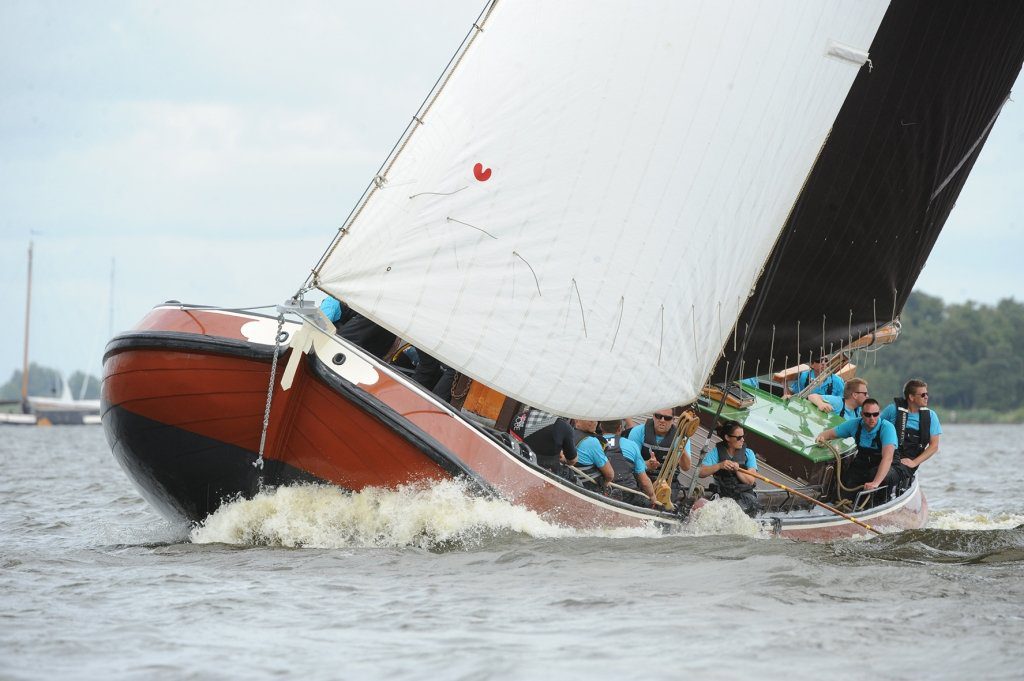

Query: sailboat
101;1;1024;538
0;241;101;426
23;371;102;426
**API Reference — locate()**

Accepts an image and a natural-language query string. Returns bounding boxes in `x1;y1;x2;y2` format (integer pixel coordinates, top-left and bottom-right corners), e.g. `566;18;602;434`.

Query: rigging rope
304;0;500;292
652;410;700;510
821;438;881;512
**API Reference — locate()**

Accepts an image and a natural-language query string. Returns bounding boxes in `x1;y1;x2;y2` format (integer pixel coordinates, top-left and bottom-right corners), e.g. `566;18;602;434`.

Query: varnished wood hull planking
102;306;666;529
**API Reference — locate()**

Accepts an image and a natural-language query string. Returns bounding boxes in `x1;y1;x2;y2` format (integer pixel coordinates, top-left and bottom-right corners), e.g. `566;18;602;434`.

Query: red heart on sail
473;163;492;182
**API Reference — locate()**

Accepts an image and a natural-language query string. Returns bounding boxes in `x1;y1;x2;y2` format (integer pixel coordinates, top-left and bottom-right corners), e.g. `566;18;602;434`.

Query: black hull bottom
103;405;322;523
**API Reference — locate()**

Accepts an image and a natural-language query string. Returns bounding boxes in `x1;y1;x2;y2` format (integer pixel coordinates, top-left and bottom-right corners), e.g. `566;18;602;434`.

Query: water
1;425;1022;680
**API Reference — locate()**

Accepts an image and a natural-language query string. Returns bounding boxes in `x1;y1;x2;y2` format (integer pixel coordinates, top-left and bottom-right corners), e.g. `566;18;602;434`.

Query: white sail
317;0;888;419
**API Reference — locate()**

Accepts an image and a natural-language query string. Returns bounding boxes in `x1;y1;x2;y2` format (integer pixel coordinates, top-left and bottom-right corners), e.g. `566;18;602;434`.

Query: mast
20;240;32;411
108;257;115;340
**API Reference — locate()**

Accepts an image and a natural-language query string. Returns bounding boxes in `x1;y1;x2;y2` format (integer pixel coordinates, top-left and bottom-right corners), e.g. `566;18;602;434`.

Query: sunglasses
726;434;745;440
916;392;929;398
853;391;868;395
862;412;880;417
653;414;673;421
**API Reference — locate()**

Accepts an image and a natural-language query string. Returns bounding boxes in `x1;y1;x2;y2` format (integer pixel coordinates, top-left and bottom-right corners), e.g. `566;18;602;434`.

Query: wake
189;481;768;549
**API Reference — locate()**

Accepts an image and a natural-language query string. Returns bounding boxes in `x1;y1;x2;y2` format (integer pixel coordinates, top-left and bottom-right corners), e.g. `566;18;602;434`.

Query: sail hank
318;0;888;419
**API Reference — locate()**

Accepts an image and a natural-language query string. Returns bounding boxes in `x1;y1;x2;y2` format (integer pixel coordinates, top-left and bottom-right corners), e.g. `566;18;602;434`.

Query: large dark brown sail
712;0;1024;382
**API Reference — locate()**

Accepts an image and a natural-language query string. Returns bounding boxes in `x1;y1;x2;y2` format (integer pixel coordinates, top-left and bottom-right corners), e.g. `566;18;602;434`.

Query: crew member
783;355;845;398
573;419;615;491
510;407;577;480
319;295;396;359
880;379;942;489
626;408;692;474
600;419;657;506
809;378;868;420
816;398;898;501
698;420;760;516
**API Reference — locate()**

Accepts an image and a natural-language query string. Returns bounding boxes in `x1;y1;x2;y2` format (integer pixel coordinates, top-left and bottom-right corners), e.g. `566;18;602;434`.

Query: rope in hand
822;438;881;511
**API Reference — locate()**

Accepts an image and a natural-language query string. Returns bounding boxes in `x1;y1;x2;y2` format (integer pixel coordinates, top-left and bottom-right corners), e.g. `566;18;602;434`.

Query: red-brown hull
102;306;667;529
102;305;929;538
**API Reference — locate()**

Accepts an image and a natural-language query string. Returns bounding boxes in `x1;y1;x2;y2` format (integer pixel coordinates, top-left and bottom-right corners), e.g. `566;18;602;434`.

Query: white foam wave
927;509;1024;531
189;480;666;549
680;498;766;538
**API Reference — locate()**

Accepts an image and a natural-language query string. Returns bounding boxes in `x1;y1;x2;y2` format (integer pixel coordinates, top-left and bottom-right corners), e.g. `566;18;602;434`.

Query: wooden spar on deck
773;322;901;397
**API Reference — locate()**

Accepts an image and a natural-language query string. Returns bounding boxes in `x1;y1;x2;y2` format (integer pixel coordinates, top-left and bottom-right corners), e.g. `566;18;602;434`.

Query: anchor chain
255;314;286;476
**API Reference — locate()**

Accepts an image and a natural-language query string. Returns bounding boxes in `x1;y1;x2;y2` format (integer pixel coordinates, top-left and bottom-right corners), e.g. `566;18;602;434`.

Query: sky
1;0;1022;383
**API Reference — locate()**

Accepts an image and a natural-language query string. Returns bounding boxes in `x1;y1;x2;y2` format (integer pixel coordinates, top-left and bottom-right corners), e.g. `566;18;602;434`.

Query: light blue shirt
880;405;942;437
702;447;758;471
626;424;692;457
822;394;860;421
789;370;845;398
834;418;898;449
320;296;343;322
576;436;607;468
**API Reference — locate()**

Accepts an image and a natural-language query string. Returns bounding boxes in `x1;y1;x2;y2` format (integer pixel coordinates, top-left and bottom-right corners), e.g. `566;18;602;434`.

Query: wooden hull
769;479;927;541
102;306;667;529
102;305;928;539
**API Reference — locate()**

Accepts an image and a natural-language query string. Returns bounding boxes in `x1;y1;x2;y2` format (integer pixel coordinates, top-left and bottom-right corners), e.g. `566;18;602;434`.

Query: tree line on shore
854;292;1023;422
0;364;100;402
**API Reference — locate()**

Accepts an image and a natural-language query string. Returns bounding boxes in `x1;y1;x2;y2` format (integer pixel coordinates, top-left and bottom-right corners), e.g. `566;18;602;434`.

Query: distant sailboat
101;1;1024;538
26;378;102;426
0;241;101;426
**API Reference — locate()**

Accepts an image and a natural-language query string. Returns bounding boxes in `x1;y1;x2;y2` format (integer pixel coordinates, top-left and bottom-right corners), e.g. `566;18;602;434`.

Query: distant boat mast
109;257;115;339
20;241;32;410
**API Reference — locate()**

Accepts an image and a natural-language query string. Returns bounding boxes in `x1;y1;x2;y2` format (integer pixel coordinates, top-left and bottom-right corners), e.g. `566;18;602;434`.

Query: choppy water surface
1;424;1022;680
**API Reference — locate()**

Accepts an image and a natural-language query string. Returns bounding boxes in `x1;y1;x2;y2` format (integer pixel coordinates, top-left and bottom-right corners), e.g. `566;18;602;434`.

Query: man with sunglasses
815;398;898;498
626;408;692;475
808;378;869;420
880;379;942;485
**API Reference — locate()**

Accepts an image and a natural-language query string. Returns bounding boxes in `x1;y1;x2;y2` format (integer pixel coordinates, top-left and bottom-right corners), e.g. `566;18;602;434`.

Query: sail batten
318;0;889;418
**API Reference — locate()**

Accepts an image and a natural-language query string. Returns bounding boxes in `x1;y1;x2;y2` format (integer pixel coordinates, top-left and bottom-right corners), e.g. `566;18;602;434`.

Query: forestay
317;0;888;419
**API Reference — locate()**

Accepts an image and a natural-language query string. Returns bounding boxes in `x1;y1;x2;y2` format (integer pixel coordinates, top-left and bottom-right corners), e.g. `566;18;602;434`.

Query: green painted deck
698;385;854;463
